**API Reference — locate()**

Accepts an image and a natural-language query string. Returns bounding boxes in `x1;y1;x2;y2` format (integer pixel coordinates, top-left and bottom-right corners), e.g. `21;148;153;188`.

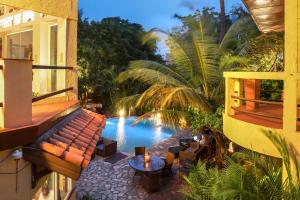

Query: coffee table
128;155;165;173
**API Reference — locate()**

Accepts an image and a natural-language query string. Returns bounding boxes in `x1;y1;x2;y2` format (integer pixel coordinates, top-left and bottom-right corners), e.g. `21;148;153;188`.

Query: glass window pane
7;30;32;59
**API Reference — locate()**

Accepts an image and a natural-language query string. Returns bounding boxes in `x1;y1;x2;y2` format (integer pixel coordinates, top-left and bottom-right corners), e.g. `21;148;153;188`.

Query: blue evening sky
79;0;244;31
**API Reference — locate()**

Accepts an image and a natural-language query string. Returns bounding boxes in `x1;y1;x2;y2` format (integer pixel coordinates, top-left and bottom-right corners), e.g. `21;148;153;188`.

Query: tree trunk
219;0;226;43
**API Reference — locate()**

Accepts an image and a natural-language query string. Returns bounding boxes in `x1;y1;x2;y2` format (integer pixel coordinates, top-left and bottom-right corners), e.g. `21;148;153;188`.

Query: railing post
2;59;32;128
283;77;297;133
234;79;241;107
225;77;235;116
0;62;4;128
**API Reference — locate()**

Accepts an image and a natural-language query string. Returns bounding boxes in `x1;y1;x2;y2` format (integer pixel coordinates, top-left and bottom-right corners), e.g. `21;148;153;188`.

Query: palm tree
117;15;250;127
219;0;226;43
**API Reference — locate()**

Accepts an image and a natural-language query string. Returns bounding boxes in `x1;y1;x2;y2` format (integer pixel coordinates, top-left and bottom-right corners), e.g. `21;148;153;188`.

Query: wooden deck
231;104;300;130
0;100;80;151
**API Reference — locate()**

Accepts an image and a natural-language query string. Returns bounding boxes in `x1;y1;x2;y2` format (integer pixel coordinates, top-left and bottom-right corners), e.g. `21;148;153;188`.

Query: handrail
231;106;282;120
32;87;73;103
32;65;73;70
231;96;283;105
223;72;285;80
261;89;283;93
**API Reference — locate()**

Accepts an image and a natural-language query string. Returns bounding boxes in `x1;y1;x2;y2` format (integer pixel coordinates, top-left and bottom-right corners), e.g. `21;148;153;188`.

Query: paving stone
76;132;190;200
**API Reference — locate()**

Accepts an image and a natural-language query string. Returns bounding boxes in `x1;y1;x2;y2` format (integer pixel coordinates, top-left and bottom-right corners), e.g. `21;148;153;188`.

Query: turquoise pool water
102;117;176;153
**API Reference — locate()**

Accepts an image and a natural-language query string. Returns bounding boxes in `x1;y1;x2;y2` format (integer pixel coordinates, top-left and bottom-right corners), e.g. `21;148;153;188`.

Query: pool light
155;113;162;126
119;109;125;117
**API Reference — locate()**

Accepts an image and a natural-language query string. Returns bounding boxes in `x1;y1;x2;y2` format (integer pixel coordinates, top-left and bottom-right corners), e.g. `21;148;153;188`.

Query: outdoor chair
134;146;146;177
161;152;175;176
179;142;200;165
135;146;146;156
142;170;162;192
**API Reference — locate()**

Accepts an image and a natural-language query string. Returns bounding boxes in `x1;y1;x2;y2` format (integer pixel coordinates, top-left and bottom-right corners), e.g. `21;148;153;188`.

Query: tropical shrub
183;132;300;200
188;106;224;133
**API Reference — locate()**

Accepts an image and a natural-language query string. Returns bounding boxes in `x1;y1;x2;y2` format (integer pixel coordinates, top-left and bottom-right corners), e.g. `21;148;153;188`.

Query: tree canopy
77;12;162;109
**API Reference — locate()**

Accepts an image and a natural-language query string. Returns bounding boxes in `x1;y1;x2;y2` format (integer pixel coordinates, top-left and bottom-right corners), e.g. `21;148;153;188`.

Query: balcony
223;72;300;158
0;59;78;150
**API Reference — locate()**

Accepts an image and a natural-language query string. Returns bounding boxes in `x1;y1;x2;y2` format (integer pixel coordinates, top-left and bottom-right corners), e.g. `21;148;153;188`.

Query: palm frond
117;67;183;86
131;109;188;129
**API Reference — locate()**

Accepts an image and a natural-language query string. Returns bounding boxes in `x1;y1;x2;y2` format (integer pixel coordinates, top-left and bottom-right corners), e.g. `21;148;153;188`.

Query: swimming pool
102;117;176;153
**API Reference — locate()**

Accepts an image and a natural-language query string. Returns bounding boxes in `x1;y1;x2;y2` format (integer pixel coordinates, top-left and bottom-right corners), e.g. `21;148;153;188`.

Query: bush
188;105;224;133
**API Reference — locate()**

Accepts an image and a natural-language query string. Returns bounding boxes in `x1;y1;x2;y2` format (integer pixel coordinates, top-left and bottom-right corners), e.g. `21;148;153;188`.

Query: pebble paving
76;131;191;200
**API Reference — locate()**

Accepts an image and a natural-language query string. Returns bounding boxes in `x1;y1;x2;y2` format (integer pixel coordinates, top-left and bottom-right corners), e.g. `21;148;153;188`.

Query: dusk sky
79;0;244;31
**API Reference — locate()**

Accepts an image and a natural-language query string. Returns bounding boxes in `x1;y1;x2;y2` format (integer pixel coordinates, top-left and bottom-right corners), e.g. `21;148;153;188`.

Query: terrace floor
232;104;288;129
0;100;80;151
76;132;191;200
32;100;80;125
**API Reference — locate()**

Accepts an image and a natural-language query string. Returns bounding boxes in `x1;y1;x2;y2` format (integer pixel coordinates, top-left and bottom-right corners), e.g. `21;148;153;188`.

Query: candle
144;152;150;163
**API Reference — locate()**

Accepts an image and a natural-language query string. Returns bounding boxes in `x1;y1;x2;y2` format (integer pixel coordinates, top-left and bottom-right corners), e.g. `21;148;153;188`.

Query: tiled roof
39;109;106;168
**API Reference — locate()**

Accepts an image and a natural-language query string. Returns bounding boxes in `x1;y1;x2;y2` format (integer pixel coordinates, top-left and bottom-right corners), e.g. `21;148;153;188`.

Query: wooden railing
31;65;74;103
32;65;73;70
0;65;2;107
231;95;283;105
32;87;73;103
231;107;282;120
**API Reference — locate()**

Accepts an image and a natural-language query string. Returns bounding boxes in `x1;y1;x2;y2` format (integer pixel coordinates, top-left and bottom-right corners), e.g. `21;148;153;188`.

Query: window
7;30;32;59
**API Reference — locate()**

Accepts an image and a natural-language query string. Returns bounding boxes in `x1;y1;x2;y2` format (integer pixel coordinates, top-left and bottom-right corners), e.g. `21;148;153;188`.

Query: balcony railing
31;64;74;103
0;59;75;128
32;87;73;103
224;72;285;129
224;72;300;131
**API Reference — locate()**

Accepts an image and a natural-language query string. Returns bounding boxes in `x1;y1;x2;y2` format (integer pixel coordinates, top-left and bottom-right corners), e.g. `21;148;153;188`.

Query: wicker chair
161;152;175;176
135;147;146;156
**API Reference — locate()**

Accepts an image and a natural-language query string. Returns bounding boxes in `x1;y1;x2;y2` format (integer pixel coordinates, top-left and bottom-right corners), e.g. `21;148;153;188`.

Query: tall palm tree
219;0;226;43
117;16;250;127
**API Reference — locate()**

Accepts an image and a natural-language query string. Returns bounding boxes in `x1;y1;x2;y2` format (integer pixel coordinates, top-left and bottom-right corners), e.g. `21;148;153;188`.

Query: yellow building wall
224;0;300;178
0;0;77;20
0;150;32;200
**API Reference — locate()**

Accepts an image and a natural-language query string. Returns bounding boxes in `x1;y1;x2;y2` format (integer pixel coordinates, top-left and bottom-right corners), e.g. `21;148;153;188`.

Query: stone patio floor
76;131;191;200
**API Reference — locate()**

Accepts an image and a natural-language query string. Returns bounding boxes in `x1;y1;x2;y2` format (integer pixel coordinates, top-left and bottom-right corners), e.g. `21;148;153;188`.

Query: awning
243;0;284;33
23;109;106;180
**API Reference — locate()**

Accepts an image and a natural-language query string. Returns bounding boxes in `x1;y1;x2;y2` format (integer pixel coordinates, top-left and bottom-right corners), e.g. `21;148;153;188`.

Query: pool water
102;117;176;153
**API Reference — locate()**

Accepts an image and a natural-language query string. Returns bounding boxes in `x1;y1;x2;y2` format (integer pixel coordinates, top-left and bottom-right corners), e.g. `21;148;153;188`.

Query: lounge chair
161;152;175;176
135;147;146;156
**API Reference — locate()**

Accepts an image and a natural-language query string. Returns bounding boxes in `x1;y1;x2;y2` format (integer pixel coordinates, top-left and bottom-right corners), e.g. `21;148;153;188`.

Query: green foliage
188;106;224;133
260;80;284;101
116;10;252;127
183;132;300;200
80;194;94;200
77;11;161;109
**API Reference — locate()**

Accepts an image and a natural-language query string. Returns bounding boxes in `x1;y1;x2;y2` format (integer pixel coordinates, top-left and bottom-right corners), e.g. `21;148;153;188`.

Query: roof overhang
0;0;78;20
243;0;284;33
23;109;106;180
